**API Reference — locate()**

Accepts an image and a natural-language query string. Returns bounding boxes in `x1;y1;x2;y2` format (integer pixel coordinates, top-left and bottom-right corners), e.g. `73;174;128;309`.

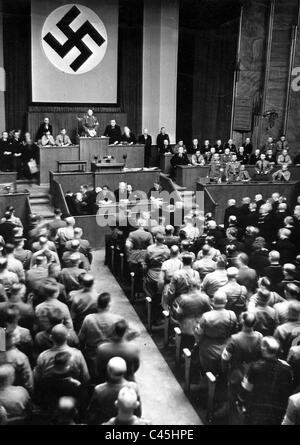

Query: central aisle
91;250;202;426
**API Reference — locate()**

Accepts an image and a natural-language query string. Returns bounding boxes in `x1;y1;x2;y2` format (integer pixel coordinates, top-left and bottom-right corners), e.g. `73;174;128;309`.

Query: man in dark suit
0;212;17;243
138;129;152;168
170;146;189;179
190;138;201;154
103;119;122;145
156;127;170;152
36;117;53;141
242;137;253;155
224;199;240;229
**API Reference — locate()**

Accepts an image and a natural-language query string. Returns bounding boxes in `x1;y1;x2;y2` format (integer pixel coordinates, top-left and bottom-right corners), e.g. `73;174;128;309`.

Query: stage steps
17;180;55;221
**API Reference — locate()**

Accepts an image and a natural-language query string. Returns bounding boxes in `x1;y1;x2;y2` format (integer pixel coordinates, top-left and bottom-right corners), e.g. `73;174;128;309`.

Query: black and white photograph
0;0;299;430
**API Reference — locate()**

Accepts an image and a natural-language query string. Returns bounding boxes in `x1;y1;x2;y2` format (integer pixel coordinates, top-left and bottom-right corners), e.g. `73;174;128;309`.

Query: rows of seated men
0;206;151;425
112;189;300;424
65;181;161;216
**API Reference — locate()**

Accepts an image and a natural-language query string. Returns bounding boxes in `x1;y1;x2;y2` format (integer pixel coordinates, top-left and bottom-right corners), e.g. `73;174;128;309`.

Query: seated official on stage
224;138;237;153
201;139;211;155
121;126;136;145
190;138;201;154
253;153;273;181
208;153;223;183
238;164;251;182
265;148;277;165
242;137;253;155
221;147;232;165
41;130;56;147
55;128;72;147
103;119;122;145
170;146;190;178
277;149;292;166
261;136;276;154
191;149;205;166
36;116;53;141
138;129;152;168
272;164;291;182
214;139;224;154
156;127;170;152
236;146;249;165
81;109;99;137
174;139;187;154
276;135;289;154
225;153;240;182
249;148;261;165
160;138;172;154
205;146;216;164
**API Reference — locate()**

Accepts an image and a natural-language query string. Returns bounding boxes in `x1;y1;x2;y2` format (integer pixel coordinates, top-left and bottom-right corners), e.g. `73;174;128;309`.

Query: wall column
0;0;5;131
142;0;179;143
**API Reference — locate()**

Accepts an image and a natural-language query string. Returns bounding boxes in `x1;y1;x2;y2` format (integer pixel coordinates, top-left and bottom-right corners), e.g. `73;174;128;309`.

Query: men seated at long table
172;142;297;184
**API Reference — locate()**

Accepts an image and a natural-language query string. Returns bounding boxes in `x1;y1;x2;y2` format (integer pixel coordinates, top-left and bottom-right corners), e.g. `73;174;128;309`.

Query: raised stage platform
39;141;145;184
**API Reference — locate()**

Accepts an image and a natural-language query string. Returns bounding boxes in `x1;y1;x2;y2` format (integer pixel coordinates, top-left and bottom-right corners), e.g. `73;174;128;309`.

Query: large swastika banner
31;0;119;103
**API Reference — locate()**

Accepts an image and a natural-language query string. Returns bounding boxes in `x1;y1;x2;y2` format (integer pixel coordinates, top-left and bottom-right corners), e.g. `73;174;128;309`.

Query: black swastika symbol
43;5;105;72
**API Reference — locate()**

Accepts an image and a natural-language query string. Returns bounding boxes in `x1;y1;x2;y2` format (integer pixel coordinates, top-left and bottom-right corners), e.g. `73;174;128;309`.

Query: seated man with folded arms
272;164;291;182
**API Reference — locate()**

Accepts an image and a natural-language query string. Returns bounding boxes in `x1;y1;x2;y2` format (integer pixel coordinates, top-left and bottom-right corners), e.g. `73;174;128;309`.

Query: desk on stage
39;145;80;184
0;172;18;184
176;165;209;188
91;162;124;173
94;168;160;192
79;137;109;163
197;180;300;225
177;164;300;189
160;153;173;174
50;168;161;197
79;138;145;168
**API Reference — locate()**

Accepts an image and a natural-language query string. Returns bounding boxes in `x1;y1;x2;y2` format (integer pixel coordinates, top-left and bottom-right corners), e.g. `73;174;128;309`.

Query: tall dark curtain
192;20;239;143
118;0;143;136
177;0;241;145
3;0;31;132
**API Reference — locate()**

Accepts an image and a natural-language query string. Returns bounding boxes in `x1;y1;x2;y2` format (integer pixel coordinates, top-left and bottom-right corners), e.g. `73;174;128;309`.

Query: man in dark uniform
242;137;253;155
170;146;189;179
225;153;241;182
156;127;170;152
82;109;99;137
138;129;152;167
240;336;293;425
0;131;13;172
36;117;53;141
103;119;122;145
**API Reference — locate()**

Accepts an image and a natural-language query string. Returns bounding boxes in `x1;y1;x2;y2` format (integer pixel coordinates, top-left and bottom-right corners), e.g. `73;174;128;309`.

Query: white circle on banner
42;4;107;75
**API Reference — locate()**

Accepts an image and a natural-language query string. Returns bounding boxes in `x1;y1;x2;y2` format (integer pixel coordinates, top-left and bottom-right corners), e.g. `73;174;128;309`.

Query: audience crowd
120;188;300;425
0;206;146;425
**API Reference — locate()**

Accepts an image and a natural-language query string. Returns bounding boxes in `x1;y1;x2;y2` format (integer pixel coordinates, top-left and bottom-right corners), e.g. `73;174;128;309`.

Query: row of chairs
105;241;219;423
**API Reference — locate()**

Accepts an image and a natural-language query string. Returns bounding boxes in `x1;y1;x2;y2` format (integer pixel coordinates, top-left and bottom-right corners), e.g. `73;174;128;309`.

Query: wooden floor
91;249;202;425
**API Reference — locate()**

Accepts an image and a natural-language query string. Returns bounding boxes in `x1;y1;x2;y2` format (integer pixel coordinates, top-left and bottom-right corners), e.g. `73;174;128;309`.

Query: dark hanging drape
177;0;240;145
192;20;239;143
3;0;31;132
118;0;143;136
